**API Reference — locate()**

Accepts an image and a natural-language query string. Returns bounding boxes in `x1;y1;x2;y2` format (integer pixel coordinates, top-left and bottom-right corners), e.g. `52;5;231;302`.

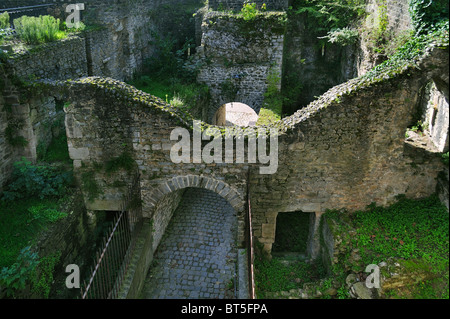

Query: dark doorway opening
272;211;312;258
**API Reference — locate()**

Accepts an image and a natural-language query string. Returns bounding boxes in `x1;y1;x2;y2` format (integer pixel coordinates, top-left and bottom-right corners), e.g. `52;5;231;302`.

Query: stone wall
0;91;13;192
421;81;449;153
358;0;414;75
196;11;286;122
249;45;449;253
5;35;88;81
58;40;448;258
0;34;85;187
60;77;249;245
151;189;186;253
281;13;358;114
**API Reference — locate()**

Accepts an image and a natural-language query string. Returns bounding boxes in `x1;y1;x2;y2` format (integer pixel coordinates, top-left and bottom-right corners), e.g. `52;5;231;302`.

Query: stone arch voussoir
148;175;245;215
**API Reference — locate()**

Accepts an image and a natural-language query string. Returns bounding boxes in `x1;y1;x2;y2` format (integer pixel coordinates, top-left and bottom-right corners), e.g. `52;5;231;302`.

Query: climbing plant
292;0;366;34
410;0;449;34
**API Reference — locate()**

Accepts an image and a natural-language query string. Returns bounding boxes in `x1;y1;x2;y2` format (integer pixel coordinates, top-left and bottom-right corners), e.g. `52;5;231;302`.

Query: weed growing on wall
292;0;366;34
363;19;448;82
319;27;359;46
240;1;267;21
13;15;66;45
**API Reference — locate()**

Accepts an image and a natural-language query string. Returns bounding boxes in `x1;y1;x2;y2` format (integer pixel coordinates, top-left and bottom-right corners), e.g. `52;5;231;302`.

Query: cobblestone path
141;188;238;299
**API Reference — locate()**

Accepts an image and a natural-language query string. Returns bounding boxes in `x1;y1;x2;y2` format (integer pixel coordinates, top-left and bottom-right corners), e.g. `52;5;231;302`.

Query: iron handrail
0;4;56;12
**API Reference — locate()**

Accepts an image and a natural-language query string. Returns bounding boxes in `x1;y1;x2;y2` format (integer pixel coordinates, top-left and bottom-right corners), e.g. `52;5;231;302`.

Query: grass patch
256;106;282;126
325;194;449;299
0;198;66;269
128;74;209;119
254;257;327;298
350;195;448;272
40;134;71;163
256;69;283;126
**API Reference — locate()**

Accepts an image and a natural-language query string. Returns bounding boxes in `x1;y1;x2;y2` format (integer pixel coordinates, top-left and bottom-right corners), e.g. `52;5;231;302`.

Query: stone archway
213;102;259;127
142;175;246;251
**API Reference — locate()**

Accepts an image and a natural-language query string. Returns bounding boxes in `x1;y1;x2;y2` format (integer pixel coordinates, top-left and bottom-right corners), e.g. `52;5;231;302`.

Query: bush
240;2;259;21
13;15;65;45
0;158;73;202
0;11;10;29
319;27;359;46
0;246;39;298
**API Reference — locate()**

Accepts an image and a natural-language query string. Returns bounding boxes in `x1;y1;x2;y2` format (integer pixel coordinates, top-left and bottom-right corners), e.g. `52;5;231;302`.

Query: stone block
69;147;90;160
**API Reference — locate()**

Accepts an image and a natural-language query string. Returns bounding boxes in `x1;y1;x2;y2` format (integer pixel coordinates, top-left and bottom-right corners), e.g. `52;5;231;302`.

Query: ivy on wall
410;0;449;34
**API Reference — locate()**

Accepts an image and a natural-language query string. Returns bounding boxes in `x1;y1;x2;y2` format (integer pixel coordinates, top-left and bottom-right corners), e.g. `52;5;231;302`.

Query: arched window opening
213;102;259;127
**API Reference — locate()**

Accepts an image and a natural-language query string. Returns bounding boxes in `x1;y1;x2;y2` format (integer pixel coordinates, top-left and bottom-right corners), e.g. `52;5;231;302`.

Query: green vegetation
410;0;449;34
128;31;209;119
0;194;71;297
240;1;267;21
254;255;327;298
13;15;66;45
105;151;135;173
319;27;359;46
292;0;366;34
363;19;448;82
325;194;449;299
442;152;449;165
27;204;67;223
0;11;10;29
364;0;448;60
30;251;61;298
39;134;72;163
256;69;282;126
0;132;73;298
0;158;73;202
0;246;39;297
255;195;448;299
81;171;102;202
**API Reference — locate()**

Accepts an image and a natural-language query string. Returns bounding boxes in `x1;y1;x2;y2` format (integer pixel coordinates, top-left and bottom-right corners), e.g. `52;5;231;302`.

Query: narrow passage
141;188;238;299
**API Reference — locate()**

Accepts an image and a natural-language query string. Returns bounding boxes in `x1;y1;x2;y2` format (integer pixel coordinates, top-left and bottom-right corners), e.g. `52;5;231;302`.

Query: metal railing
246;175;256;299
80;174;143;299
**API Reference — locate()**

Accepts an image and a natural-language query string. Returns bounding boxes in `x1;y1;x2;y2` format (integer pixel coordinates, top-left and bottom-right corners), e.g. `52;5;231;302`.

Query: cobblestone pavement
141;188;238;299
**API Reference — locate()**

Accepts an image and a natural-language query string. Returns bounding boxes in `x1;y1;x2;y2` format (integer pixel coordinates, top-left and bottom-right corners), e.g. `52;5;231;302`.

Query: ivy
410;0;449;35
362;19;448;83
292;0;366;34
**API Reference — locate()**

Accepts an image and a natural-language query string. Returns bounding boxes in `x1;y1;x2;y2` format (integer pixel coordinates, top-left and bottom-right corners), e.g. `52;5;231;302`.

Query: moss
81;171;102;202
104;151;135;173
